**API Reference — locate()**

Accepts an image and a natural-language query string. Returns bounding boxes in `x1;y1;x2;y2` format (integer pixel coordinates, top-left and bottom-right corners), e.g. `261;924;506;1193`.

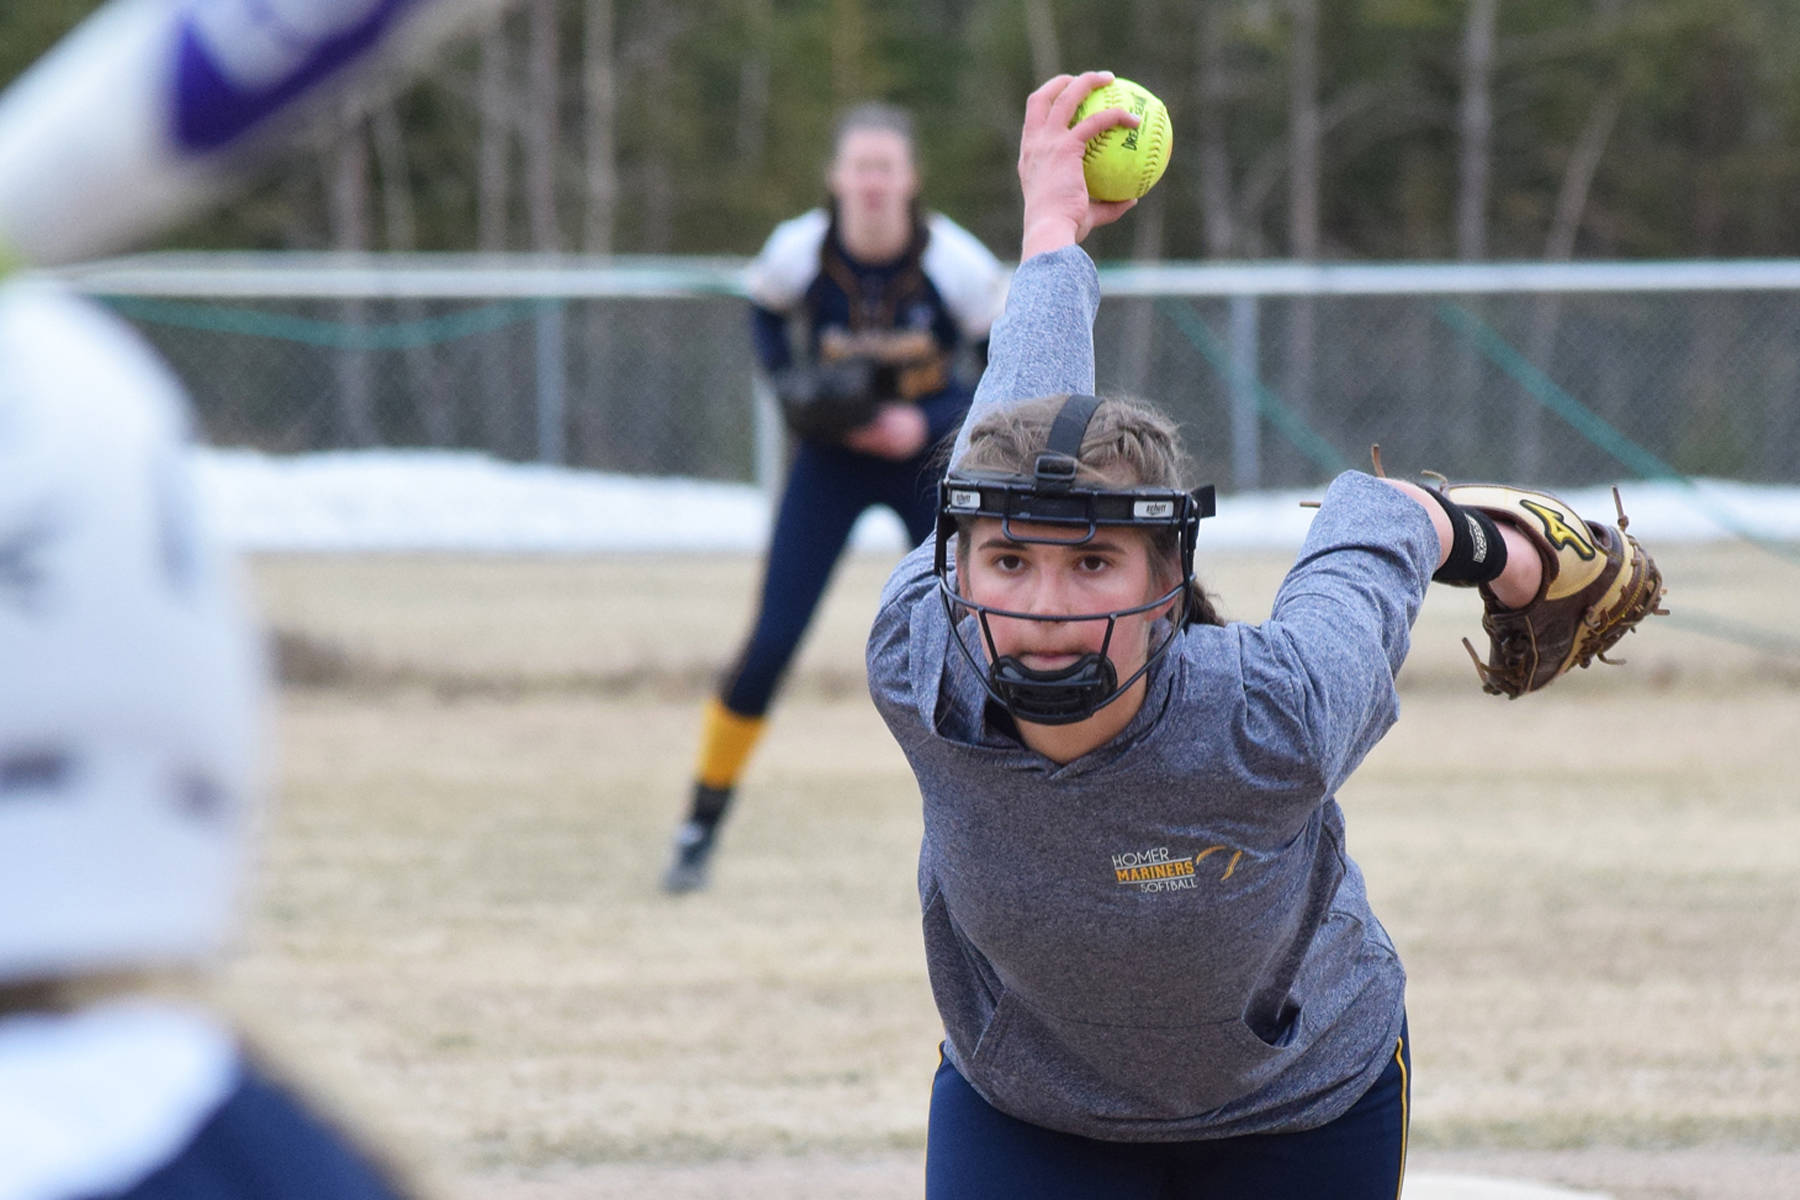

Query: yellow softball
1072;77;1172;202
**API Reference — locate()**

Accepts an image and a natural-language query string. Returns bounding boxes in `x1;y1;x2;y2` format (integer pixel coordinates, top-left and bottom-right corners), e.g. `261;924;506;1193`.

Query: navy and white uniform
669;205;1006;891
721;206;1007;719
867;246;1422;1196
0;1003;410;1200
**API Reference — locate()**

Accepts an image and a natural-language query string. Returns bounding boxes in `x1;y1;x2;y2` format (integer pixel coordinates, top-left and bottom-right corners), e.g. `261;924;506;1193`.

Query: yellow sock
693;698;767;791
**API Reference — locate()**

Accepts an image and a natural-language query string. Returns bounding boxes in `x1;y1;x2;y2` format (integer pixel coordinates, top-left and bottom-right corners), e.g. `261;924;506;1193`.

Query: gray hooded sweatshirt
866;245;1440;1142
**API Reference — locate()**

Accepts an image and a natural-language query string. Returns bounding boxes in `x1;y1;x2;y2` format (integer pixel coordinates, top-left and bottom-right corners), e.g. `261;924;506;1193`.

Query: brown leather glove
1445;484;1668;698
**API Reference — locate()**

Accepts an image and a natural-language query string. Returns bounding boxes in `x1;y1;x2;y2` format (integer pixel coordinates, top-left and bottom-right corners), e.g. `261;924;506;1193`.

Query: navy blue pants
926;1023;1410;1200
720;437;942;717
118;1060;410;1199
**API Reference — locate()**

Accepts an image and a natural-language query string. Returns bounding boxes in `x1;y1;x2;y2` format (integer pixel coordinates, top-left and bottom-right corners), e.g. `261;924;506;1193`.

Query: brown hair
954;394;1224;627
832;102;917;158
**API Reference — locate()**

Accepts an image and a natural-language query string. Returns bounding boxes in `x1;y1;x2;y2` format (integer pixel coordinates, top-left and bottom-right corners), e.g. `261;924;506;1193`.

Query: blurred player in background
0;280;416;1199
662;103;1010;893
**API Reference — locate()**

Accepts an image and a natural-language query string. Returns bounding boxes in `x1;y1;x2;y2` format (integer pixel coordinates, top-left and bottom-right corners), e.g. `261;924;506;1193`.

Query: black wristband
1423;488;1509;586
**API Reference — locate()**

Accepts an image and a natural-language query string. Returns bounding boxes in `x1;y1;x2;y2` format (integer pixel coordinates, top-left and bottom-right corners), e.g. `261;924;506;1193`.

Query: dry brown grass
215;542;1800;1198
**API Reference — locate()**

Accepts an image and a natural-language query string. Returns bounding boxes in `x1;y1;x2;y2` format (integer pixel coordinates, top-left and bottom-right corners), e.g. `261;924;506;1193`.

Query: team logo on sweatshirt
1111;844;1243;894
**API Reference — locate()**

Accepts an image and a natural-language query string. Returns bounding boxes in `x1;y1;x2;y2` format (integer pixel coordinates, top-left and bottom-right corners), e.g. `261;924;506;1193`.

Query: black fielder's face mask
934;395;1215;727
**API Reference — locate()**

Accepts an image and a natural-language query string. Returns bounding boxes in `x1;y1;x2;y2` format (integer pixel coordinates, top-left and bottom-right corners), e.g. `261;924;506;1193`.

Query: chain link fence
59;255;1800;493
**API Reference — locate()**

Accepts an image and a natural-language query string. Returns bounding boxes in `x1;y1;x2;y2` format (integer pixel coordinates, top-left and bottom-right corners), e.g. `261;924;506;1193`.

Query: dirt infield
219;543;1799;1199
449;1147;1800;1200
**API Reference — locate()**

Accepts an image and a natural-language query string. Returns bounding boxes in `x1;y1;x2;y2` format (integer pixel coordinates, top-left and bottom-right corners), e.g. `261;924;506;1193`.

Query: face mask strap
1036;393;1103;481
990;653;1119;725
939;577;1192;727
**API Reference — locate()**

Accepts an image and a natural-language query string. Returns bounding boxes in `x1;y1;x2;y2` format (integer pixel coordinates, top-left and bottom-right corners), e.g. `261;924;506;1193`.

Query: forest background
7;0;1800;268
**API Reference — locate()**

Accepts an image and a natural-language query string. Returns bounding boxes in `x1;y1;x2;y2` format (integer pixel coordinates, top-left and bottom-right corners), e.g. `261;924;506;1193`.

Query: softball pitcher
664;103;1008;892
867;73;1664;1198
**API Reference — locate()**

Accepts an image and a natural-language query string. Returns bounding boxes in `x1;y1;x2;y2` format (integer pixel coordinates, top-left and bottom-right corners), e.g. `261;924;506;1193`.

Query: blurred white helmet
0;279;266;982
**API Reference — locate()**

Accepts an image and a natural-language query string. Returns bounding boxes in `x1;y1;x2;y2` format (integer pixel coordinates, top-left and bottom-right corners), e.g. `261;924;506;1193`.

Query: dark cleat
660;820;716;894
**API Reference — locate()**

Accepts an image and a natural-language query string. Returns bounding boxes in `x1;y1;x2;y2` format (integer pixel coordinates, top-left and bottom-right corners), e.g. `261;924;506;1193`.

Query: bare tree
524;0;560;252
1518;0;1623;478
369;105;415;253
1287;0;1320;261
326;117;370;251
475;18;517;458
1456;0;1498;262
1194;3;1238;258
1513;84;1619;478
476;22;513;252
1452;0;1499;467
327;107;376;448
580;0;621;472
626;4;684;251
1283;0;1320;449
371;101;456;447
736;0;772;172
521;0;564;463
1543;90;1620;265
1684;31;1740;477
1530;0;1628;330
1023;0;1061;85
584;0;618;254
